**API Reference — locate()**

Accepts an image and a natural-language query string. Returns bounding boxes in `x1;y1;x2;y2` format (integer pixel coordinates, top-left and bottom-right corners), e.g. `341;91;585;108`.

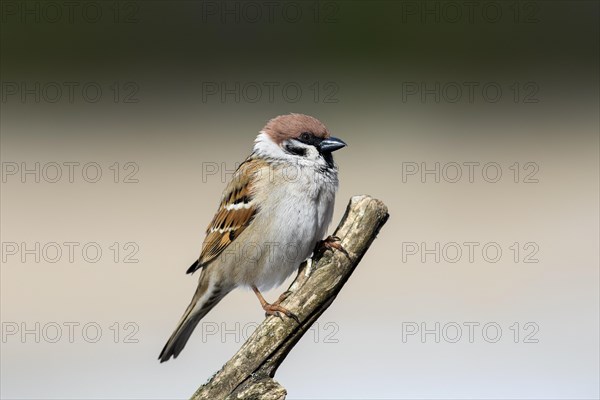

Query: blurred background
1;1;598;399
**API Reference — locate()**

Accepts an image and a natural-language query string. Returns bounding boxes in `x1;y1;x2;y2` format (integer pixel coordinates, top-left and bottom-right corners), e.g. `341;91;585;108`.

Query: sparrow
159;113;346;362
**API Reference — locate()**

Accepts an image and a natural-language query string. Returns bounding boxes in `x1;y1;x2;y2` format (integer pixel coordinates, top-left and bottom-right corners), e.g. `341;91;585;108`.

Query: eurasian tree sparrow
159;113;346;362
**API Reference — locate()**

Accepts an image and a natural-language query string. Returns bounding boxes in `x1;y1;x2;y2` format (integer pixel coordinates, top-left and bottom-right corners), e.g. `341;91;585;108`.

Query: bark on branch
190;195;390;400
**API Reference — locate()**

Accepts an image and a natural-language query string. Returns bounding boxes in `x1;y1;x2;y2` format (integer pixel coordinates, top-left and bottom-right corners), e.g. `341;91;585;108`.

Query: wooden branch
190;195;389;400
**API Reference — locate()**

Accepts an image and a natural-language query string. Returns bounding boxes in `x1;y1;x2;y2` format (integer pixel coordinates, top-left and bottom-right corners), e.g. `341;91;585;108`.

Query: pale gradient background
1;1;599;399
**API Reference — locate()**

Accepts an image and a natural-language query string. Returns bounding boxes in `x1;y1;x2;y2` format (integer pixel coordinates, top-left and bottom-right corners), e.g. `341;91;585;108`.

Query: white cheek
253;132;288;159
253;133;327;168
305;146;321;161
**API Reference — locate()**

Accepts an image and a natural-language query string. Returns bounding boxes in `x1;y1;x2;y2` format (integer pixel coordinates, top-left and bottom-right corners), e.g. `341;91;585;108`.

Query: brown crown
262;114;330;145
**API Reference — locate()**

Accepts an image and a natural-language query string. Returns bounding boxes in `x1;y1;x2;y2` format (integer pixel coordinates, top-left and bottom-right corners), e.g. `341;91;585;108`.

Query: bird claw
284;310;301;325
275;290;293;305
265;311;284;321
315;235;349;258
263;303;300;324
254;285;299;324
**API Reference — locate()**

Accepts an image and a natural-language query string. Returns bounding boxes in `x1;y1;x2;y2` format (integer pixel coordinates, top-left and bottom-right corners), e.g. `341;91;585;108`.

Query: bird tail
159;272;229;363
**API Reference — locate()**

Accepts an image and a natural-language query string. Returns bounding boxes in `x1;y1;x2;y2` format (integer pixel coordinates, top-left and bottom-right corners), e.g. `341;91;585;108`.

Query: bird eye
300;132;311;142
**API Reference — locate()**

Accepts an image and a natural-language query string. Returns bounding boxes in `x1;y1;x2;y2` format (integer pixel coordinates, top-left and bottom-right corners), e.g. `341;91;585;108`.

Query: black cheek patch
285;144;307;157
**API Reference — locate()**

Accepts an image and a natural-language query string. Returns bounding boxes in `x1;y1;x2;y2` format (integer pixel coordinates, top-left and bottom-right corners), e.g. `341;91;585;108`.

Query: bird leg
252;286;299;324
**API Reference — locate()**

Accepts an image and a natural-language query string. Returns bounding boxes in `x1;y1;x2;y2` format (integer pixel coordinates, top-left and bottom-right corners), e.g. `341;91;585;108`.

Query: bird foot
273;290;292;306
252;286;299;324
315;235;349;258
262;302;300;324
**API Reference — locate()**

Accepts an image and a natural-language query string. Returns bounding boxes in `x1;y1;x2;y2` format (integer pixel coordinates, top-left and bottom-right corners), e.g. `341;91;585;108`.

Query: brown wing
187;158;264;273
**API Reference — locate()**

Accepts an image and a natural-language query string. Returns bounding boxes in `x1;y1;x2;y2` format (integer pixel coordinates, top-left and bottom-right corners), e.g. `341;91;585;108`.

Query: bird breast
232;163;338;290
